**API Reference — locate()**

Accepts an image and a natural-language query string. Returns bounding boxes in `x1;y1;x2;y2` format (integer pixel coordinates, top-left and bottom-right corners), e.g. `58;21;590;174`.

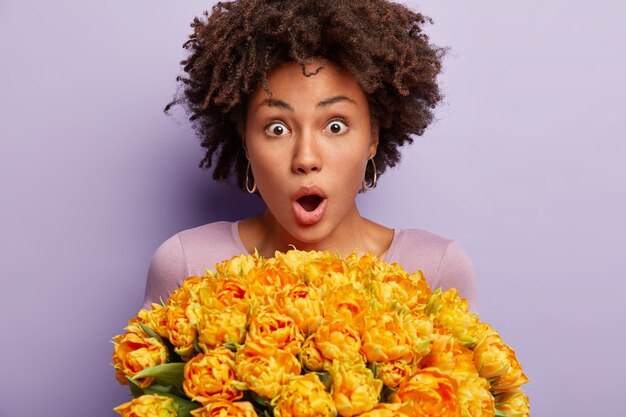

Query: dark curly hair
166;0;446;190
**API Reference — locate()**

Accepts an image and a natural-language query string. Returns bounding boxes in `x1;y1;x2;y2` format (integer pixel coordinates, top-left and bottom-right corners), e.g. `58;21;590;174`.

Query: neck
247;207;387;259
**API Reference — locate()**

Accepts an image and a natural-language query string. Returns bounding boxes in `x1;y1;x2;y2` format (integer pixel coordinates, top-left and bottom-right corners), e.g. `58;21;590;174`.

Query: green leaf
125;376;145;398
193;333;202;354
223;342;238;352
380;386;398;403
138;321;163;343
133;363;185;388
368;362;378;378
314;371;332;390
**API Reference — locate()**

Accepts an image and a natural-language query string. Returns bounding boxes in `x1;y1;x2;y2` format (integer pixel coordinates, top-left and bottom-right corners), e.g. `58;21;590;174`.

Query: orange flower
375;360;414;388
167;276;205;309
275;283;323;334
377;269;431;312
457;373;495;417
425;289;489;349
112;330;167;388
246;306;304;355
252;258;302;293
272;373;336;417
473;331;528;392
278;249;345;285
197;306;247;352
215;254;258;279
357;403;411;417
420;333;477;382
330;361;383;417
183;347;242;404
314;318;363;363
494;390;530;417
392;368;460;417
323;284;368;322
191;399;258;417
114;394;178;416
361;312;420;363
299;335;326;371
215;278;251;314
137;304;169;339
234;344;301;399
165;305;196;361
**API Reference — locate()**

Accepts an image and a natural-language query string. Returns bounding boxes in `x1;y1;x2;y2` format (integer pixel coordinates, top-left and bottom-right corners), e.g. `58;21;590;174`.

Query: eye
324;119;349;135
265;121;290;137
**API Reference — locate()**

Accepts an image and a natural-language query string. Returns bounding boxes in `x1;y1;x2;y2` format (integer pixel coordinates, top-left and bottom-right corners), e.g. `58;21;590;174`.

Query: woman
144;0;477;310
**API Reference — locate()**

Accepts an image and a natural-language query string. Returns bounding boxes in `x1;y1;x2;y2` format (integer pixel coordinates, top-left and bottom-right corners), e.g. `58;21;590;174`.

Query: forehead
248;60;369;109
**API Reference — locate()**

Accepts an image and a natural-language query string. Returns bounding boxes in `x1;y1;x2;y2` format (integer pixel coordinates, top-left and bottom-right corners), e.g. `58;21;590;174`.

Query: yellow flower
278;249;345;286
299;335;327;371
425;289;489;349
494;390;530;417
314;318;363;364
377;269;431;312
275;283;323;334
215;278;251;314
137;304;170;339
392;368;460;417
215;254;258;278
234;344;301;399
375;361;414;388
165;305;196;361
183;347;242;404
361;312;419;363
197;306;247;352
112;330;168;388
246;306;304;355
272;373;336;417
191;399;259;417
457;373;495;417
252;257;302;292
357;403;411;417
473;331;528;392
420;333;477;382
330;361;383;417
167;276;205;310
114;394;178;416
323;284;368;322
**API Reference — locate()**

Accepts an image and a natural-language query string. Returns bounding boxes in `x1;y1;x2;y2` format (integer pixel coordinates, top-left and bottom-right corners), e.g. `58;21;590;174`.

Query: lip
291;186;328;226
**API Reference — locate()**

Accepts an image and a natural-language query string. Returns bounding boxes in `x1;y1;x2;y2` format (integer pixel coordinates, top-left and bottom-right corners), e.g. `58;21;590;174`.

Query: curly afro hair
166;0;446;190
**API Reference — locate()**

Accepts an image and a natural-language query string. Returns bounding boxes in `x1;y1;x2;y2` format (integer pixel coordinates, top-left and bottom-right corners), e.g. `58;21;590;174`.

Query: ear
368;121;380;158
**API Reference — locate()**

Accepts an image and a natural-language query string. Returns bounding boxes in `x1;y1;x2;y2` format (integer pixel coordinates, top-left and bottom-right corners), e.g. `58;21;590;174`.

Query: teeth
298;195;322;212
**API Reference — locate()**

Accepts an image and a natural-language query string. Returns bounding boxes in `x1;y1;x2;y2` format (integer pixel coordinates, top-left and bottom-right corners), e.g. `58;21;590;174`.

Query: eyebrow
256;95;356;111
257;98;294;111
316;95;356;108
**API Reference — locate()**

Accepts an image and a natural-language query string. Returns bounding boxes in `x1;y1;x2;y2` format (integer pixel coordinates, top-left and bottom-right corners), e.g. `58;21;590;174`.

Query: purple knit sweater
143;221;477;311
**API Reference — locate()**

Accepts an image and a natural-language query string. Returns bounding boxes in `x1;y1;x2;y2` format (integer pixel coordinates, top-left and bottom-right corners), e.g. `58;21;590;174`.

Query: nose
291;131;322;174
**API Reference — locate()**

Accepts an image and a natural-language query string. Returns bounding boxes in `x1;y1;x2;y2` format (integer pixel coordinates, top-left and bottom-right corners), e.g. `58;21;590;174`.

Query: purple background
1;1;624;416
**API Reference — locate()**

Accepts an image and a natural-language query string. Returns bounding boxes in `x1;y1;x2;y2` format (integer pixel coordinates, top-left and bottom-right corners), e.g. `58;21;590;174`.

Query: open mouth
297;195;324;212
292;186;328;226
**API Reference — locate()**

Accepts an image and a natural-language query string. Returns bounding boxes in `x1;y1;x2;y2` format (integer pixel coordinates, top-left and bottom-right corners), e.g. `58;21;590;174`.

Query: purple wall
1;1;623;416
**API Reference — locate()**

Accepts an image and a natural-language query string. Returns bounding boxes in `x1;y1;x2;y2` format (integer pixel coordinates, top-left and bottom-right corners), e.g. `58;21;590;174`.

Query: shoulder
390;228;477;311
142;221;242;308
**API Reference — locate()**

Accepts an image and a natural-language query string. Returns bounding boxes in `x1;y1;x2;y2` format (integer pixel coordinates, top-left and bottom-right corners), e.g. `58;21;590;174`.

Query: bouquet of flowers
112;250;529;417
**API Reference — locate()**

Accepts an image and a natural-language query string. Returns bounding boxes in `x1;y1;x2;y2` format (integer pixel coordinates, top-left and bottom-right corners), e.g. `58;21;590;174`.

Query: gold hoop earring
245;162;257;193
362;158;377;191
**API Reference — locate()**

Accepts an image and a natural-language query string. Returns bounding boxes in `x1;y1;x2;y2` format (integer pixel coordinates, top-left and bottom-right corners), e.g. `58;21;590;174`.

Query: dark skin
167;0;445;193
236;60;395;259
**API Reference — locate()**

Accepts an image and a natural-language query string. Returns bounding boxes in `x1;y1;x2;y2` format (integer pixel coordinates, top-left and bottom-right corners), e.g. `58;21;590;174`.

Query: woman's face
244;59;378;245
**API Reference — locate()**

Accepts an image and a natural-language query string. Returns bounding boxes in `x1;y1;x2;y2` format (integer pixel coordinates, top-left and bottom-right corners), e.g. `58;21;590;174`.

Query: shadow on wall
189;180;266;224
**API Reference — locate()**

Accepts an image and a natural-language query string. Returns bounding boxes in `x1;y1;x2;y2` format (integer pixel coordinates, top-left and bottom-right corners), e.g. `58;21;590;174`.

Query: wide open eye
324;119;349;135
265;121;290;137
